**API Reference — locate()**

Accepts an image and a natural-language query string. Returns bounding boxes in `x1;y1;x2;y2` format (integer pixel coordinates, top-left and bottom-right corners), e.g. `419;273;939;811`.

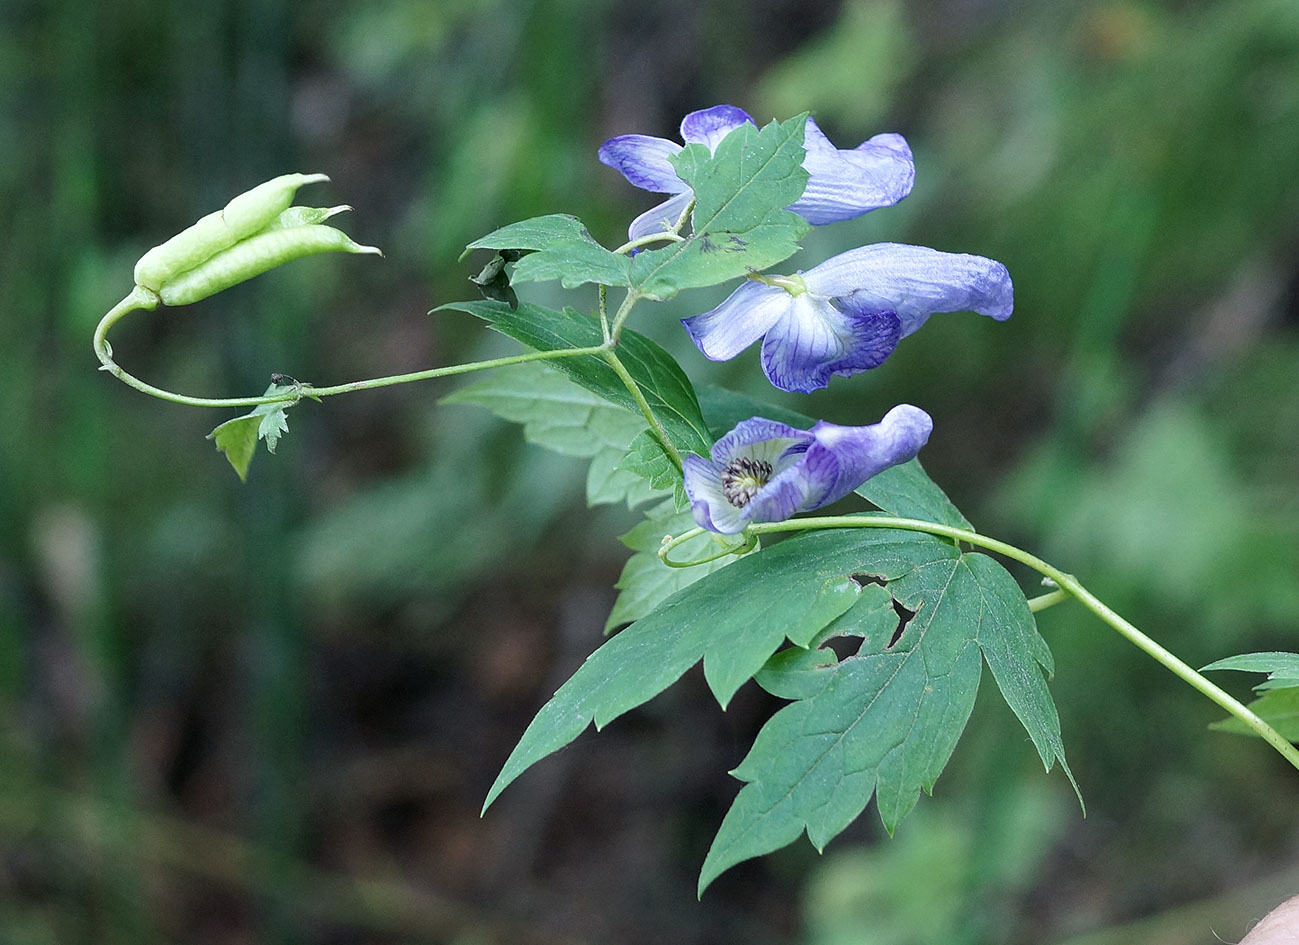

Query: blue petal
679;105;754;150
626;190;696;242
800;406;933;510
681;280;791;361
598;134;688;194
802;243;1014;337
789;120;915;225
759;295;903;393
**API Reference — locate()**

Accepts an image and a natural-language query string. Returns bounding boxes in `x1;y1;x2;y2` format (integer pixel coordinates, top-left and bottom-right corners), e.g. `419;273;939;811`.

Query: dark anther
721;456;773;508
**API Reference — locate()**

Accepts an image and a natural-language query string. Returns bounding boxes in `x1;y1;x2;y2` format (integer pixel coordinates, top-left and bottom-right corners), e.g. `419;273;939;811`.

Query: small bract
683;406;933;534
598;104;914;240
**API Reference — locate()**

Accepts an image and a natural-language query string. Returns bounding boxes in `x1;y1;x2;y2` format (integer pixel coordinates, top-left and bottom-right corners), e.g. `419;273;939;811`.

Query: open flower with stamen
682;243;1014;394
598;105;914;240
683;406;933;534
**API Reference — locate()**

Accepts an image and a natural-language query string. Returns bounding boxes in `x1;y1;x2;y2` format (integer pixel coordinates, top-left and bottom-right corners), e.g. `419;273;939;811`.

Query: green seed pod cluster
158;225;381;306
132;174;380;305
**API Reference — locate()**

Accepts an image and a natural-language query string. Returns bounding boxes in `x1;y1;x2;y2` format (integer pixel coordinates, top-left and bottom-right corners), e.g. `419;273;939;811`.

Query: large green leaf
698;538;1071;893
696;384;971;528
443;362;664;508
485;525;1066;812
463;214;632;289
439;300;711;455
629;117;810;299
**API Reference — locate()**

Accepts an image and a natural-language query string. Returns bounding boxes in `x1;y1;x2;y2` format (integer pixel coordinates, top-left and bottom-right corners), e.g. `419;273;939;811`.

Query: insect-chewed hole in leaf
850;572;888;588
886;598;917;650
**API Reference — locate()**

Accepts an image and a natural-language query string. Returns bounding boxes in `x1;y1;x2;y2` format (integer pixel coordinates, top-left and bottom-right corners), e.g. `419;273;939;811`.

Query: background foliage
2;0;1298;942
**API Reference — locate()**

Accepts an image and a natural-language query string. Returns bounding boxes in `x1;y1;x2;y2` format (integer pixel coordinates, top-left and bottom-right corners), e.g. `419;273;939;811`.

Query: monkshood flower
683;406;933;534
598;105;914;240
682;243;1014;394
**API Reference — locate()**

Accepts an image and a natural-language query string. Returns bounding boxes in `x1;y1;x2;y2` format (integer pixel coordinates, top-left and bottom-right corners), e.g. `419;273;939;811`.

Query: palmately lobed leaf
697;536;1073;893
630;116;811;300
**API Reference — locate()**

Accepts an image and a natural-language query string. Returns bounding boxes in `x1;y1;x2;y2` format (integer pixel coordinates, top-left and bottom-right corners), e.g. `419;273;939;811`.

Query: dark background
3;0;1299;942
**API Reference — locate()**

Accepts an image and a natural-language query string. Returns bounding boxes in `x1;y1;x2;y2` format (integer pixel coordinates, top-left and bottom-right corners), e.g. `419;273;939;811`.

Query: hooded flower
681;243;1014;394
598;105;914;240
683;406;933;534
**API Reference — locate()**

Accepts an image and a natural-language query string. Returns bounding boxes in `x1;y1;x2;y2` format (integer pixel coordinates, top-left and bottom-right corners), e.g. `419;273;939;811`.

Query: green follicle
722;456;773;508
133;172;330;292
746;270;807;296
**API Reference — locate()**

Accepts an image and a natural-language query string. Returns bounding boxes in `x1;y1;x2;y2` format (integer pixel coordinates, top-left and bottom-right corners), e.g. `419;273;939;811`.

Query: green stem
656;527;754;568
93;290;610;409
1028;588;1070;613
745;514;1299;772
599;347;683;473
607;289;642;342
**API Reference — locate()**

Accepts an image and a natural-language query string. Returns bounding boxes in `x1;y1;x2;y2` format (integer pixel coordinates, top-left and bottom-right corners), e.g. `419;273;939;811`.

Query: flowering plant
93;106;1299;896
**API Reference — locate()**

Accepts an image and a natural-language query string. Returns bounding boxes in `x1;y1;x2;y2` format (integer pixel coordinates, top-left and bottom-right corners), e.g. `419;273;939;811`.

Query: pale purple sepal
684;408;933;534
680;280;792;360
597;134;688;194
803;242;1014;337
787;119;916;225
680;105;755;149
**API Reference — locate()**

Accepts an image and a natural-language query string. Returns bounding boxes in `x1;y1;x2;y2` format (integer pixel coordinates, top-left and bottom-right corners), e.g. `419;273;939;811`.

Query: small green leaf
1210;687;1299;741
696;384;971;528
618;430;681;494
208;414;261;482
443;362;666;509
604;503;750;633
439;299;712;455
630;117;811;299
206;382;298;480
464;214;632;289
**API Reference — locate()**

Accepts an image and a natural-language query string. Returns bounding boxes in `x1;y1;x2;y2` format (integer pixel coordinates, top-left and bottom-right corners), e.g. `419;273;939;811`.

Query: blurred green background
3;0;1299;942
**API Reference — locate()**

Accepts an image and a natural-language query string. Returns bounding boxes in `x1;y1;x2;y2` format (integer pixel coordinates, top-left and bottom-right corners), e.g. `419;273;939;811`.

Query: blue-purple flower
598;105;914;240
682;243;1014;394
683;406;933;534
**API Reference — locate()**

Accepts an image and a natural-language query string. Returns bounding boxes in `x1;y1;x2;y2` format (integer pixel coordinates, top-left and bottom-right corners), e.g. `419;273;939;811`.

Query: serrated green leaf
696;384;971;529
258;408;289;454
1210;687;1299;741
206;382;297;480
697;537;1071;893
604;504;749;633
207;414;261;482
443;361;665;509
439;299;711;455
464;214;632;289
629;117;811;299
618;430;678;491
1201;651;1299;693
